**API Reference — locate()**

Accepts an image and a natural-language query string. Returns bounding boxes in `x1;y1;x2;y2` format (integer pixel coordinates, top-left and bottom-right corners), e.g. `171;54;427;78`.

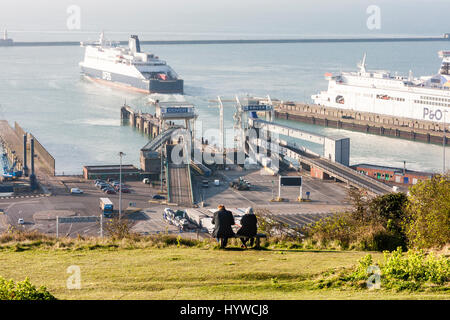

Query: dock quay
123;97;395;208
121;105;178;138
275;102;449;146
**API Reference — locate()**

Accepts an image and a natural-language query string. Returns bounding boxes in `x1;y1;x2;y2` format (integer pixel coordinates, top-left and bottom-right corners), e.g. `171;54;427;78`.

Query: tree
369;192;408;235
405;174;450;249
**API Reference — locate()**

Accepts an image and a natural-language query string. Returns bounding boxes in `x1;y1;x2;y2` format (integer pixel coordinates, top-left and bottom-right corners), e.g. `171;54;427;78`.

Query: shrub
337;248;450;291
104;217;133;240
0;277;56;300
306;189;409;251
380;248;449;290
307;213;354;249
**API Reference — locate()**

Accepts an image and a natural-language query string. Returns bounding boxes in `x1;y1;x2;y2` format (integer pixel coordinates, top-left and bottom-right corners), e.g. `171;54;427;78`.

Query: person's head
245;207;254;215
218;204;225;210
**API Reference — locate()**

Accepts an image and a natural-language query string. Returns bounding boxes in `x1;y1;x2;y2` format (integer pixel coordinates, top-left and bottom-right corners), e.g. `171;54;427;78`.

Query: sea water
0;40;448;174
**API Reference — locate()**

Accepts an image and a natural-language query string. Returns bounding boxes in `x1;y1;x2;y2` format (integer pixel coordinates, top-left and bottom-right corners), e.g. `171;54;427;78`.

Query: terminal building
351;163;435;185
83;165;141;180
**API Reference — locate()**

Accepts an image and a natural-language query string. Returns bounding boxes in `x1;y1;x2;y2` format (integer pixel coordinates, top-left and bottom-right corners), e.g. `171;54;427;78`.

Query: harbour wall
0;121;56;176
275;103;449;146
14;122;56;176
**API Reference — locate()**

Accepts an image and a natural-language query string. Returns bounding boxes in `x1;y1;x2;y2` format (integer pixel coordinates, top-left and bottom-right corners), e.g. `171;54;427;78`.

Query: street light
444;110;448;174
118;152;126;220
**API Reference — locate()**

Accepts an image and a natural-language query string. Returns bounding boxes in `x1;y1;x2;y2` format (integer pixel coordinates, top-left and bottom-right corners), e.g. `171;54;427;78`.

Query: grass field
0;243;448;300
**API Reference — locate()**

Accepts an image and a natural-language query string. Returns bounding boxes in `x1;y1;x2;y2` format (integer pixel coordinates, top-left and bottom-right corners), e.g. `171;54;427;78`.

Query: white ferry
79;33;183;94
312;52;450;123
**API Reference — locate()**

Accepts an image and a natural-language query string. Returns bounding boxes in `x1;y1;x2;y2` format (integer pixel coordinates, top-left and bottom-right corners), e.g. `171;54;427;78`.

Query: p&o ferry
79;33;183;94
312;51;450;123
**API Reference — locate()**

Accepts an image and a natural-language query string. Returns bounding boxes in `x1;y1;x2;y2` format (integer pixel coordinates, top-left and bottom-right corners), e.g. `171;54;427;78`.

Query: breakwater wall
3;36;450;47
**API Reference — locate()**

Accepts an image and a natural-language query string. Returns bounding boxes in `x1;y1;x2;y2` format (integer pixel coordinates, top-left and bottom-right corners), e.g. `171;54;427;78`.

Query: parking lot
192;168;352;215
0;176;176;237
0;167;353;237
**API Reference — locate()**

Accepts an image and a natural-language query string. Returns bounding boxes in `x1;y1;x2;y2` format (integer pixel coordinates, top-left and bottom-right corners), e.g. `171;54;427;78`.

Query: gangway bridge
251;132;393;196
167;163;194;206
283;143;393;195
141;126;182;152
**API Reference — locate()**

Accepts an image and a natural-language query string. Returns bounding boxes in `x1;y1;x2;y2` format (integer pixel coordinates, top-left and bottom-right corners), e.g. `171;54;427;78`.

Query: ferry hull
80;66;184;94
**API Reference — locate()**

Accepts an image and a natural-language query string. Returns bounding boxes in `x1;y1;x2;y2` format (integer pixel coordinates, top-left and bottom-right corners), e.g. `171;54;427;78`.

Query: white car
70;188;83;194
18;218;25;225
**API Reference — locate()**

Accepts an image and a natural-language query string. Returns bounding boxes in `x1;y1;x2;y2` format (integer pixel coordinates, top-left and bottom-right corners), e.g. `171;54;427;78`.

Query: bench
234;233;267;249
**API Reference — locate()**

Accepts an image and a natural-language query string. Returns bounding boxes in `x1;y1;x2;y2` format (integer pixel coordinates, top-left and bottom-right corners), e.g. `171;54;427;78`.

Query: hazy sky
1;0;449;37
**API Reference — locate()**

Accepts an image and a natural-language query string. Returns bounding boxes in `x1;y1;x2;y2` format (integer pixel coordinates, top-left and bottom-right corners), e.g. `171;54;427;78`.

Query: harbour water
0;40;448;174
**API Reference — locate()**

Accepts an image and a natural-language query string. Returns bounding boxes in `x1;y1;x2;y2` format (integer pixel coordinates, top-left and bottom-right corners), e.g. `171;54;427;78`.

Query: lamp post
119;152;125;220
160;147;164;193
444;110;448;174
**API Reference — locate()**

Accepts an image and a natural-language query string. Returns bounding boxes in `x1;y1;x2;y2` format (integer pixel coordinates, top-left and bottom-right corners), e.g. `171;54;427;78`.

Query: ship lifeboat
376;94;390;100
335;95;345;104
157;73;168;81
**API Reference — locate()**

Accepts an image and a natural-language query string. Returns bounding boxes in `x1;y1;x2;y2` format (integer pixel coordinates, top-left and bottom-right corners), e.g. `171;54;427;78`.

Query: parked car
153;194;165;200
18;218;25;225
100;185;110;191
70;188;83;194
104;189;116;195
96;182;108;188
120;188;131;193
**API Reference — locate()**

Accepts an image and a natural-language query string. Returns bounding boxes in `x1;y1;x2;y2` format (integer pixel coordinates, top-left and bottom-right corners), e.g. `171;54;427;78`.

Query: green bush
381;248;449;289
305;189;410;251
0;277;56;300
343;248;450;291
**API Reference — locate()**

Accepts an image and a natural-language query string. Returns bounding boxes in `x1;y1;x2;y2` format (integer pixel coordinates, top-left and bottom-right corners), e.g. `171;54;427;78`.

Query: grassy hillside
0;239;448;300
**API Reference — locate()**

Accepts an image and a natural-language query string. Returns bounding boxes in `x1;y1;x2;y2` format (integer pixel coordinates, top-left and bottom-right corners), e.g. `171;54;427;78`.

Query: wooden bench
234;233;267;249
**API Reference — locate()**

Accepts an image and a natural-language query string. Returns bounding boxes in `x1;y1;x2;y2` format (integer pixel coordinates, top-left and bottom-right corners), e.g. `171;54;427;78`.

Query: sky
0;0;449;39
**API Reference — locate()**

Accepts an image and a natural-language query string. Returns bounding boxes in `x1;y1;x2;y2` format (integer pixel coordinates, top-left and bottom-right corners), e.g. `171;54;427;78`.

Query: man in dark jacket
236;207;258;248
212;204;235;248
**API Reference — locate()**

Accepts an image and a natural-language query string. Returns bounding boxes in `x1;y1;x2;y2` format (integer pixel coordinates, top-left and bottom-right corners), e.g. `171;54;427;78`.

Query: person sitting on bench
212;204;235;248
236;207;257;248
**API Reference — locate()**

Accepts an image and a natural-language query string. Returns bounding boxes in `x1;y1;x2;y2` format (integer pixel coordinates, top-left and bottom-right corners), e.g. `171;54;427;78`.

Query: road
168;164;193;206
0;178;173;236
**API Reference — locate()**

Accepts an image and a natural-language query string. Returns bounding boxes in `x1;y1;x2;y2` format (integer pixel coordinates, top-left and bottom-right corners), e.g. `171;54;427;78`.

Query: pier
123;97;395;204
248;119;393;195
275;102;449;146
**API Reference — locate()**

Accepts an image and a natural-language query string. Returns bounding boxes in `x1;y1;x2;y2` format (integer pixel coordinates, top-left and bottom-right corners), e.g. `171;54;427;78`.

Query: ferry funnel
129;35;141;53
